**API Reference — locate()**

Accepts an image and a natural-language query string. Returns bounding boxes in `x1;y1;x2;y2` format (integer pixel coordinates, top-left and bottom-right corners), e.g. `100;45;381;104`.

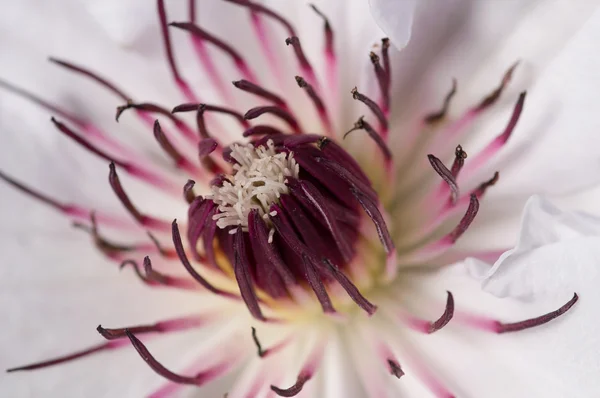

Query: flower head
1;1;599;397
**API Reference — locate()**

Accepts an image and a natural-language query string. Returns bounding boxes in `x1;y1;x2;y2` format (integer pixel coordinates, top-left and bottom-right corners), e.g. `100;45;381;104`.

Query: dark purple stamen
351;87;388;130
244;106;301;133
172;219;236;298
315;155;378;202
51;117;117;164
198;138;218;159
172;102;249;128
169;22;252;75
295;76;332;132
243;125;285;137
285;37;318;87
248;210;296;285
317;137;371;185
49;57;129;101
369;51;390;113
225;0;296;37
251;327;266;357
309;4;334;55
428;154;459;205
120;257;197;291
124;330;218;385
232;79;287;108
447;194;479;243
428;291;455;333
73;213;133;256
108;162;170;230
323;259;377;315
116;101;179;123
233;228;266;321
183;180;196;204
495;293;578;333
381;38;391;86
497;91;526;144
350;186;394;254
387;359;404;379
472;172;500;198
476;62;519;111
271;373;310;397
153;120;195;171
424;78;457;124
450;145;467;178
187;198;215;260
343;116;392;161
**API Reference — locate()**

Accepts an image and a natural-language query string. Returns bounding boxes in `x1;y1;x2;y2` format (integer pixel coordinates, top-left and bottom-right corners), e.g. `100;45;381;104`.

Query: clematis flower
1;0;600;397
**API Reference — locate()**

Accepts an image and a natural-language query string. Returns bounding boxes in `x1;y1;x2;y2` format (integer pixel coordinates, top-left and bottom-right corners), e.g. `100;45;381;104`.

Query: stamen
427;154;459;205
317;137;371;185
344;116;392;161
157;0;197;102
244;106;301;134
381;38;391;86
224;0;295;36
369;51;390;114
323;259;377;316
271;374;310;397
472;172;500;198
172;219;237;298
450;145;467;178
124;330;227;385
233;228;266;321
447;194;479;243
183;180;197;204
243;125;285;137
476;62;519;111
351;87;388;132
187;198;216;260
108;162;170;231
400;292;455;333
350;186;394;254
97;314;210;340
424;78;457;124
251;327;266;357
270;340;324;397
120;257;199;291
285;37;319;88
387;359;404;379
232;80;287;108
295;76;332;133
496;293;578;333
49;57;129;101
153;120;200;175
309;4;336;94
309;4;333;56
314;155;378;202
6;340;128;372
172;103;249;129
116;101;196;142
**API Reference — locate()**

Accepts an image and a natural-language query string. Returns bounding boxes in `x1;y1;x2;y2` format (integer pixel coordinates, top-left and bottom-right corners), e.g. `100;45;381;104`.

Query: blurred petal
368;0;415;49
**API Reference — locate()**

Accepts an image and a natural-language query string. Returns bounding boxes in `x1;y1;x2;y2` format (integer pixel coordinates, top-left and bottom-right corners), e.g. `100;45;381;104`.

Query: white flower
1;1;600;397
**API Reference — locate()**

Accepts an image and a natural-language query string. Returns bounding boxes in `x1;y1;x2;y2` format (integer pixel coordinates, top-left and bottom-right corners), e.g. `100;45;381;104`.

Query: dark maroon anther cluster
186;134;392;320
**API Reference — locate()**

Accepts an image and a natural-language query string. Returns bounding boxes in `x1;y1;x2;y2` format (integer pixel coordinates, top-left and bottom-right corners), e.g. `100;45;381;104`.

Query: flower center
209;139;299;233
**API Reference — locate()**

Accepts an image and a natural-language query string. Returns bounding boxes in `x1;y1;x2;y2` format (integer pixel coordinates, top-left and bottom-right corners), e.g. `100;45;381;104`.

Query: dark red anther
116;101;178;123
428;154;459;205
49;57;129;101
494;293;578;333
251;327;266;357
450;145;468;178
317;137;371;185
271;373;310;397
424;78;458;124
51;117;119;165
428;292;455;333
312;154;378;204
351;87;388;131
242;125;284;137
224;0;295;37
73;213;133;257
286;37;318;87
233;228;266;321
370;51;390;113
309;4;334;56
388;359;404;379
124;329;219;385
476;62;519;111
183;180;196;204
295;76;332;132
0;170;72;215
343;116;392;161
244;106;301;134
497;91;526;144
447;194;479;243
232;80;287;108
198;138;218;159
153;120;196;173
187;198;214;259
472;172;500;198
120;257;198;291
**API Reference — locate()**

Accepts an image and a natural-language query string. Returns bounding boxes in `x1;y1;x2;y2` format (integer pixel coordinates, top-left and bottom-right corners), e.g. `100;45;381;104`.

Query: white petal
368;0;415;49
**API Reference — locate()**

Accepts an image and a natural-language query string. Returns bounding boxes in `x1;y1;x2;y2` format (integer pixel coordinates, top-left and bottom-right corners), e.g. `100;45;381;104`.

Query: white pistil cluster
210;140;299;236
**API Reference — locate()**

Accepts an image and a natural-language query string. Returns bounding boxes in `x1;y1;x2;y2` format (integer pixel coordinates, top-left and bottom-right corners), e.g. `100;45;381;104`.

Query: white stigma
210;139;299;232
